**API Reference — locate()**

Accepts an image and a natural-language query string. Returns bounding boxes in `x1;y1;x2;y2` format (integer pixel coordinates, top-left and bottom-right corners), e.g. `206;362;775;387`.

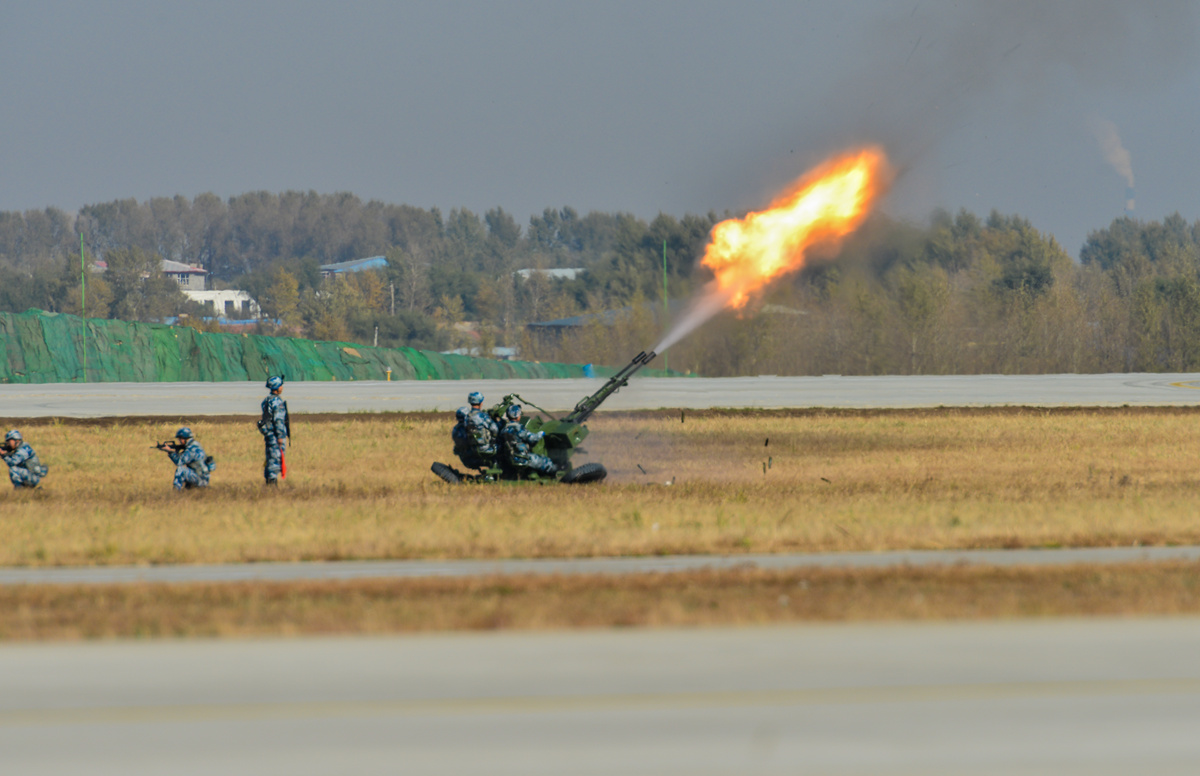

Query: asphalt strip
2;545;1199;586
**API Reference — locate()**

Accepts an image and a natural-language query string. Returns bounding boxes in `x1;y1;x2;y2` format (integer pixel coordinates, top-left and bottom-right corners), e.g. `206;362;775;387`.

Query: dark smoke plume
798;2;1198;180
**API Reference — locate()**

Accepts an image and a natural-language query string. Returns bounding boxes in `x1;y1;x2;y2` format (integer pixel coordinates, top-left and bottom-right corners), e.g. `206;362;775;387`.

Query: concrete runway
3;372;1200;417
2;545;1199;586
3;619;1199;775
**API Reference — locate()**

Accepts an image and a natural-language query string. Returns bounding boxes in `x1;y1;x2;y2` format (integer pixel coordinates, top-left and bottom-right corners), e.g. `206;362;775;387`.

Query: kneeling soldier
497;405;558;477
157;427;214;490
3;430;48;489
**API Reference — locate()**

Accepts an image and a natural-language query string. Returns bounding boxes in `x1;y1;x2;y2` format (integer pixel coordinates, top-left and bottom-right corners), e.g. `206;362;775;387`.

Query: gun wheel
563;462;607;484
431;462;463;484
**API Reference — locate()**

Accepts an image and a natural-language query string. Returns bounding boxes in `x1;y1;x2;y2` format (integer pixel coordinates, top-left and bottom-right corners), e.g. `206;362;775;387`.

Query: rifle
153;441;183;453
259;400;293;441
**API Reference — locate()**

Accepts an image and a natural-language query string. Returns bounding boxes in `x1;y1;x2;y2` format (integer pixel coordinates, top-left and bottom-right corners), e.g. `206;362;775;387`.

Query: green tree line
3;192;1200;375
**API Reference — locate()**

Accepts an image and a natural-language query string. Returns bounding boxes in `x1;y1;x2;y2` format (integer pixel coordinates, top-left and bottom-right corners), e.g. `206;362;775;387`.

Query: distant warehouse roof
320;256;388;276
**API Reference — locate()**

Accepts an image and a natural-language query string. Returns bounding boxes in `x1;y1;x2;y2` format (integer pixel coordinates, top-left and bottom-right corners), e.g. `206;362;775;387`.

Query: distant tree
104;247;185;321
257;269;301;326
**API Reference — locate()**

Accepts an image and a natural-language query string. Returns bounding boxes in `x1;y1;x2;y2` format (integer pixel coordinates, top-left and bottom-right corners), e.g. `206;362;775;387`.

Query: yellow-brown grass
2;408;1200;567
3;562;1200;640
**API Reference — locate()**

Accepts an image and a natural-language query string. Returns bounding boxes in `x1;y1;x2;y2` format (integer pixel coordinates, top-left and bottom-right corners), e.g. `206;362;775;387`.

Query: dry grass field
1;408;1199;568
3;563;1200;640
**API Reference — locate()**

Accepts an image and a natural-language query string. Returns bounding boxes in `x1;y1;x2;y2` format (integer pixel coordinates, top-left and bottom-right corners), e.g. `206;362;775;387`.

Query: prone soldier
497;404;558;477
155;427;214;490
3;430;48;489
259;375;291;484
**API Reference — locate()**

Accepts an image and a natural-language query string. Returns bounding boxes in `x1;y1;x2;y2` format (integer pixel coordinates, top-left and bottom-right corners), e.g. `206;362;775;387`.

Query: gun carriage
431;350;657;485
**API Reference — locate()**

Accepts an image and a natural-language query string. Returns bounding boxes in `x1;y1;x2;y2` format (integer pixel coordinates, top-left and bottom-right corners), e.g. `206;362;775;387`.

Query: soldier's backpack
25;451;48;478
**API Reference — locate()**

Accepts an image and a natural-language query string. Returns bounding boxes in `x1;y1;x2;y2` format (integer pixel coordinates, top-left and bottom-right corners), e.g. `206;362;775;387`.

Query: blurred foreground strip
3;562;1200;640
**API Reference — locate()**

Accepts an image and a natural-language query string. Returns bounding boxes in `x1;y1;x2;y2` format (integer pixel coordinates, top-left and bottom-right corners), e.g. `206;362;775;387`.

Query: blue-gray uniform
170;439;211;490
498;421;557;476
451;407;480;469
259;387;289;483
3;441;46;488
467;408;499;457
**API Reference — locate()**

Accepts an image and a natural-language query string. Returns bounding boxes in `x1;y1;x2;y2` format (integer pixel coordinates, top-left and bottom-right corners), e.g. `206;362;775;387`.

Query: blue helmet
5;429;21;443
266;375;284;391
175;427;194;440
505;404;522;420
468;391;484;406
455;406;469;422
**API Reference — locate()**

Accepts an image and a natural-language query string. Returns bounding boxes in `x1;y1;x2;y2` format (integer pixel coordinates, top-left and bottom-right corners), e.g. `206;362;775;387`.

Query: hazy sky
2;1;1198;256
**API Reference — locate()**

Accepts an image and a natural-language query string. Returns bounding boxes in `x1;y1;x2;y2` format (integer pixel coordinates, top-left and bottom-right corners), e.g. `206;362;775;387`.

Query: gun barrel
565;350;657;423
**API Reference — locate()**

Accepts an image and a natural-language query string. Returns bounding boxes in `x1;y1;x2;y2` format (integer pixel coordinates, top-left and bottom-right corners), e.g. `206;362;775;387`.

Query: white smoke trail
653;287;733;354
1089;117;1135;187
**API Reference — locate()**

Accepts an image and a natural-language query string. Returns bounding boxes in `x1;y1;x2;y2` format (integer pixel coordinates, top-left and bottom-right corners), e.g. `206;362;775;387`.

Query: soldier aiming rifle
154;427;215;490
3;430;48;489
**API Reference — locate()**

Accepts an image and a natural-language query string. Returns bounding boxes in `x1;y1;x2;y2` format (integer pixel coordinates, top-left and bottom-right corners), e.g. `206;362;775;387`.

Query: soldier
497;404;558;477
450;406;481;469
465;390;499;466
156;427;214;490
2;430;48;489
258;375;291;485
467;391;488;418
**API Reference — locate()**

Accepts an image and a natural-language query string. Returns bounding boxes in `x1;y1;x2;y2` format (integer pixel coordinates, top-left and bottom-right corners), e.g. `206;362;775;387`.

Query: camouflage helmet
4;429;21;443
505;404;522;420
468;391;484;406
175;427;194;440
455;406;470;422
266;375;284;391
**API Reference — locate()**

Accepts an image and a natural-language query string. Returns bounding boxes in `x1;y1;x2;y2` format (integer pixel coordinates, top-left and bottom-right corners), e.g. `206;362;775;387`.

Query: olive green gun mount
431;350;658;485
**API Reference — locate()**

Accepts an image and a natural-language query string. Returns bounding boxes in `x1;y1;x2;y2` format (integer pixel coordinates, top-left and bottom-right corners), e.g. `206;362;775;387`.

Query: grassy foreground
3;563;1200;640
1;408;1200;567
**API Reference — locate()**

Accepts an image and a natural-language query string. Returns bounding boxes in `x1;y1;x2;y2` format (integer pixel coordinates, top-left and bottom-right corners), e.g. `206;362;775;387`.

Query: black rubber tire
563;462;607;484
431;462;462;484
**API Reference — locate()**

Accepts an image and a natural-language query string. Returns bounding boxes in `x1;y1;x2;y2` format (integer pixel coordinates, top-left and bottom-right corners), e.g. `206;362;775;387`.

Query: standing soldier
3;430;48;489
258;375;291;485
497;405;558;477
156;427;214;490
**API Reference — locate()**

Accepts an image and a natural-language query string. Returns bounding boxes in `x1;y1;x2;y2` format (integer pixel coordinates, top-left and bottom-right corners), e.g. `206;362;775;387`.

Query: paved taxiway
2;545;1199;586
2;371;1200;417
3;619;1199;775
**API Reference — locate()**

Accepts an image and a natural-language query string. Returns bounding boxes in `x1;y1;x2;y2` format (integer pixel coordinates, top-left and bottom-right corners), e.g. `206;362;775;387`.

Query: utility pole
390;283;395;316
662;239;669;374
80;233;87;382
374;325;379;348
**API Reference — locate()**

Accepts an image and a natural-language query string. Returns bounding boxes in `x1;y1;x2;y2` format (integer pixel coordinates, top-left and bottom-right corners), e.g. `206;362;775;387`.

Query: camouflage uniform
498;422;557;476
260;392;289;483
3;442;45;489
466;408;499;464
451;411;482;470
169;438;212;490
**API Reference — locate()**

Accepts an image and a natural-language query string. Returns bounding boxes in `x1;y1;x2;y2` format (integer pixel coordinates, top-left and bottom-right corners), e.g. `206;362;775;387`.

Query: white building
513;267;585;281
182;289;261;319
161;259;207;289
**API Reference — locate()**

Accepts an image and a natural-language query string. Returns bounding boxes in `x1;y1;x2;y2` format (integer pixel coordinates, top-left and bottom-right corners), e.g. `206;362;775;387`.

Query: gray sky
2;1;1197;257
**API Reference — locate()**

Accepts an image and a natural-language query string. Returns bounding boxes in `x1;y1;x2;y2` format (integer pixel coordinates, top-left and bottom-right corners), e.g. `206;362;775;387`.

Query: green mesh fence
0;310;682;383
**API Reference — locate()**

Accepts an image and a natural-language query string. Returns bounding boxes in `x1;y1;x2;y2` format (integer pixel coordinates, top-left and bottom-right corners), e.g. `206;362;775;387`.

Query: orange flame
702;147;892;309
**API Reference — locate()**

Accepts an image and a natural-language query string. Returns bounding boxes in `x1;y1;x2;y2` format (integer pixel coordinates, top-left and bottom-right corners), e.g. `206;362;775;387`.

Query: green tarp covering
0;310;678;383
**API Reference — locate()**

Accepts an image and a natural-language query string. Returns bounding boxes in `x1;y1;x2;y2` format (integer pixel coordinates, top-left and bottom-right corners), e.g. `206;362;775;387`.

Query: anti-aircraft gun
431;350;658;485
